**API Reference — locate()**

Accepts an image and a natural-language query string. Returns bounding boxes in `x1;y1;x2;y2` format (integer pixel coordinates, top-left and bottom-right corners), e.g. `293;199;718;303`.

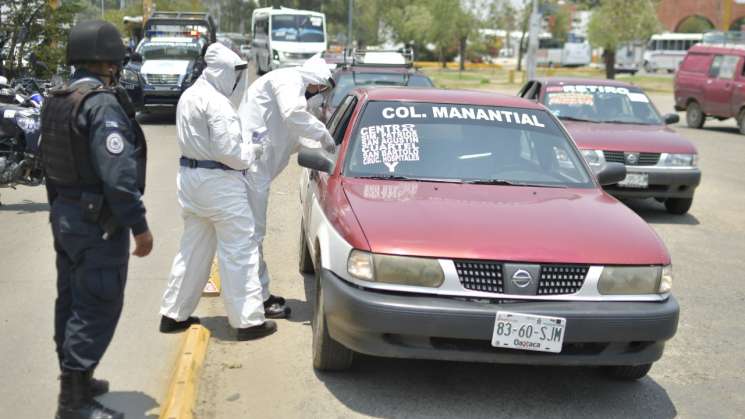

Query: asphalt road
195;89;745;419
1;82;743;418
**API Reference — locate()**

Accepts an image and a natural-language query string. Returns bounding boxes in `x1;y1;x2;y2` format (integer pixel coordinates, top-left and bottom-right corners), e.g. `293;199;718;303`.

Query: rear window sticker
547;93;594;106
310;17;323;26
627;92;650;103
360;124;420;172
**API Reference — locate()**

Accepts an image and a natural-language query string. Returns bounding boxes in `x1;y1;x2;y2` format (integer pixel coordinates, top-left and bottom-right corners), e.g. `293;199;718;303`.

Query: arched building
657;0;745;32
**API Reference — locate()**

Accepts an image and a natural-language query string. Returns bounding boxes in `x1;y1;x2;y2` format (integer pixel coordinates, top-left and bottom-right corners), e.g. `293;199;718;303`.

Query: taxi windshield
330;73;433;107
138;43;201;61
344;101;594;188
543;85;662;125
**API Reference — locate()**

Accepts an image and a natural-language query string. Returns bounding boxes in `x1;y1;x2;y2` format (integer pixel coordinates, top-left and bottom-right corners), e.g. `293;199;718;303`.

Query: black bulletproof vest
41;82;101;187
40;82;147;193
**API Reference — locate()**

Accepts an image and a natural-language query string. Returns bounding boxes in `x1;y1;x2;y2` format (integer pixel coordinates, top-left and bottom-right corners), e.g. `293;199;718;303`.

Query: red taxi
519;78;701;215
297;87;679;380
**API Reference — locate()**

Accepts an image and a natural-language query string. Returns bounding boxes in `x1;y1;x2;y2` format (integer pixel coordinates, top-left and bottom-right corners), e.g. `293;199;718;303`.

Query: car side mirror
596;162;627;186
298;147;335;174
663;113;680;125
130;52;143;64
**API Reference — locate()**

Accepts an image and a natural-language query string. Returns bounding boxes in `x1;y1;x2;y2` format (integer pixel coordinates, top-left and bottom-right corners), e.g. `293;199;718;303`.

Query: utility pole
347;0;353;50
526;0;540;80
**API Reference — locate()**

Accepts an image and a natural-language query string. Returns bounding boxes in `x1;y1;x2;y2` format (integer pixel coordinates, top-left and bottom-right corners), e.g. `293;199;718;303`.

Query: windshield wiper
557;116;599;123
354;175;463;184
599;119;651;125
463;179;567;188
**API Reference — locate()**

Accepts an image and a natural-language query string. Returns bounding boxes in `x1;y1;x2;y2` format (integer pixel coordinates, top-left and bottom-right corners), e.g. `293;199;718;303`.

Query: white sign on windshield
380;105;546;128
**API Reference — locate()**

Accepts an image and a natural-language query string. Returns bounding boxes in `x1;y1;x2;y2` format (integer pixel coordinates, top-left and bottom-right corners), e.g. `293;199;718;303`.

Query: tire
686;101;705;128
298;222;315;274
605;364;652;380
312;251;354;371
665;197;693;215
737;109;745;135
644;61;655;73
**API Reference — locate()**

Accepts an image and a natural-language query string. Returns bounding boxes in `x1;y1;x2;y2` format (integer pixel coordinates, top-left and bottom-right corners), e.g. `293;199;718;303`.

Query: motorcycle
0;76;44;201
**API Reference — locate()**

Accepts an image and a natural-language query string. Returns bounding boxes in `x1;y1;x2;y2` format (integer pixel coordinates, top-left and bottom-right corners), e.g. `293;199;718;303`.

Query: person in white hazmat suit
237;54;335;318
159;43;277;340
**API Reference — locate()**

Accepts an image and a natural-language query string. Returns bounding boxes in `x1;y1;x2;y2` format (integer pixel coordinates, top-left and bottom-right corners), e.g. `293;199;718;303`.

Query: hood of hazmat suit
236;52;334;182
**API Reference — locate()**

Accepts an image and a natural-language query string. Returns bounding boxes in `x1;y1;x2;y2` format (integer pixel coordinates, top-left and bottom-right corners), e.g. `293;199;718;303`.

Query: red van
674;43;745;132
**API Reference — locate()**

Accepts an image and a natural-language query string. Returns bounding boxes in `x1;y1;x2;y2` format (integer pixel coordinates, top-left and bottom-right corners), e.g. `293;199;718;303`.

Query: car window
517;82;533;98
718;55;740;79
333;98;358;144
137;42;201;60
543;84;662;125
330;72;432;107
344;101;593;188
709;55;723;77
327;95;355;135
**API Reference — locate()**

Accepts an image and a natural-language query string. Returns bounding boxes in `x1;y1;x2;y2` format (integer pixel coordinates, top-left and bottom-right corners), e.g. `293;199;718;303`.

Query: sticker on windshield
547;93;594;106
360;124;420;172
310;17;323;26
627;92;650;103
380;105;546;128
548;85;631;95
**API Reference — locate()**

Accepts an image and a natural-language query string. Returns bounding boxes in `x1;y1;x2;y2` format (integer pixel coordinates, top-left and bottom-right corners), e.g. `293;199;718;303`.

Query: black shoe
263;295;291;319
56;369;123;419
159;315;200;333
236;321;277;341
86;370;109;398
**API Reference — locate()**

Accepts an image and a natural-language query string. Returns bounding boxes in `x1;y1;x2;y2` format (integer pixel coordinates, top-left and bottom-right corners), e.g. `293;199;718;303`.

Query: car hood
342;178;669;265
562;120;696;154
140;59;191;76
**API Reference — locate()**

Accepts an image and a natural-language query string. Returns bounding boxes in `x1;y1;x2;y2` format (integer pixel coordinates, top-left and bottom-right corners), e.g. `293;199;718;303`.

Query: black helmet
66;20;126;65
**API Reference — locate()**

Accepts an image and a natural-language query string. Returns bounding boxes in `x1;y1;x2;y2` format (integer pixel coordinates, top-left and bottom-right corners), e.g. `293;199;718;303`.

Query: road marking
203;258;221;296
159;325;211;419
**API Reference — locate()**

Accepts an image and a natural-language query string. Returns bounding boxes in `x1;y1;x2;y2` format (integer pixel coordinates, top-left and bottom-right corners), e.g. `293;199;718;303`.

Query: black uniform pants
51;199;130;371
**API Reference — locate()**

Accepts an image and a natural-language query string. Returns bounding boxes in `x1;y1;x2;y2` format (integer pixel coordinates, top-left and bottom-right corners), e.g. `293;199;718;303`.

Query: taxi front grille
603;151;660;166
143;73;180;86
454;261;503;293
538;265;589;295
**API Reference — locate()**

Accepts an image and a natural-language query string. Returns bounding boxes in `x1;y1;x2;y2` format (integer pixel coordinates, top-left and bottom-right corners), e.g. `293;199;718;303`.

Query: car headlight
120;68;139;84
658;153;697;167
597;265;665;295
272;49;280;61
347;250;445;287
581;149;605;167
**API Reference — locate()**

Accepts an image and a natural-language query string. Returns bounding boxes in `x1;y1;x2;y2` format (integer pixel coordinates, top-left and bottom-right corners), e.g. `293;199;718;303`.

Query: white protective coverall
161;43;265;328
237;54;334;300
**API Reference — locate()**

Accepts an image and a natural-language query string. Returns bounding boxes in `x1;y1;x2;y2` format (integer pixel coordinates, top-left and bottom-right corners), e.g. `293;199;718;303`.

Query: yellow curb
203;258;221;296
159;325;211;419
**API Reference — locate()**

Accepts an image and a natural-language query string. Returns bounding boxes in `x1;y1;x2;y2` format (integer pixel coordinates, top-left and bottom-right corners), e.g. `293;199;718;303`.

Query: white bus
536;34;592;67
251;6;327;74
643;33;702;73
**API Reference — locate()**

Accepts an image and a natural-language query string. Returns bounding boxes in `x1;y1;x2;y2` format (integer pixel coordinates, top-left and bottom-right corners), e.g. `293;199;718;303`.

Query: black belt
179;157;247;174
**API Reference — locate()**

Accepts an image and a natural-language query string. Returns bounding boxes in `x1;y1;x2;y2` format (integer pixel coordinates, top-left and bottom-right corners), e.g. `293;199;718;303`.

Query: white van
251;6;327;74
643;33;702;73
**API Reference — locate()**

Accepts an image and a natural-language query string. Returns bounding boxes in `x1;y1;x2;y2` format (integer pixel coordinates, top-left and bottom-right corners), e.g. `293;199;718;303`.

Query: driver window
709;55;723;78
326;95;353;134
332;98;358;144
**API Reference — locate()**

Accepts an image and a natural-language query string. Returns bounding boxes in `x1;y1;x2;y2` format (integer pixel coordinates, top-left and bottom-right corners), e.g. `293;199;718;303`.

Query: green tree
549;6;570;44
587;0;660;79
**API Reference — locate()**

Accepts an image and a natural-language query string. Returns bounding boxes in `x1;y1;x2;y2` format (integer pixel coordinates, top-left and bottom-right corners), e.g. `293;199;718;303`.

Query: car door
730;54;745;117
703;55;739;117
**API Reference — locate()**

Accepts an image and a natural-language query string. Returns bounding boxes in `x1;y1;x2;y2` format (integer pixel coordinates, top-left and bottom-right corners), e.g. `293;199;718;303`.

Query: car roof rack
342;48;415;68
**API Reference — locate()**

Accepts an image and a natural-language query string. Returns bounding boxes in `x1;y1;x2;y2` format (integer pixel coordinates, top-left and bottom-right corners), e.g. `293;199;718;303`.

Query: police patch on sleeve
105;132;125;155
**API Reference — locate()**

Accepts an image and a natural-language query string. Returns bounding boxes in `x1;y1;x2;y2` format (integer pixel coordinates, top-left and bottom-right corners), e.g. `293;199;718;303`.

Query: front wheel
665;197;693;215
605;364;652;380
298;222;314;274
312;252;354;371
686;101;705;128
737;109;745;135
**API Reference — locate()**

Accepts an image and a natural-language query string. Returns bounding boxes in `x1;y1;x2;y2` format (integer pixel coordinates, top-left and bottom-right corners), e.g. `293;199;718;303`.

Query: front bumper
604;167;701;199
322;269;679;366
142;87;183;108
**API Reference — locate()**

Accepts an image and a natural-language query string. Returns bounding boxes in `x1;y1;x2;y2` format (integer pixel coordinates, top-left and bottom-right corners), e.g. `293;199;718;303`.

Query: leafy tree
587;0;660;79
549;6;570;44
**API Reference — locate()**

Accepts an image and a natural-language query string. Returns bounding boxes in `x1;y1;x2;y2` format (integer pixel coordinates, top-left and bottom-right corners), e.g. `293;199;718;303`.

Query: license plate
491;311;566;353
618;173;648;188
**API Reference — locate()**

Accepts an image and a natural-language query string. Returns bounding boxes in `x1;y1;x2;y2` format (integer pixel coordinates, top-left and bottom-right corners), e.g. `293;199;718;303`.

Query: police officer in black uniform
41;20;153;419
